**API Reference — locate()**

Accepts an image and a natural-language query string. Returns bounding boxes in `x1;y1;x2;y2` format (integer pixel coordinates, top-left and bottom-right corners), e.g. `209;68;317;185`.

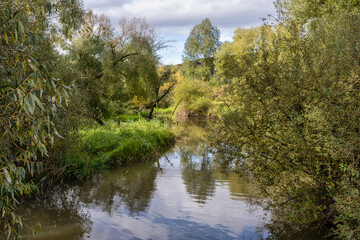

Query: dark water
18;122;326;240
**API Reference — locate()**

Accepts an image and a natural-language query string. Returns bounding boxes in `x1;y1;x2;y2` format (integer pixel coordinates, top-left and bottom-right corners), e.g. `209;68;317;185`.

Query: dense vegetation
1;0;359;239
0;0;83;237
0;0;175;238
213;1;360;239
63;119;174;180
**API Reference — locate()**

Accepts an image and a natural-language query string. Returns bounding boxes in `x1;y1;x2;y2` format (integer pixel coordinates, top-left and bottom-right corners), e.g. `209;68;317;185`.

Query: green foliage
62;119;175;179
67;11;116;118
173;80;213;116
67;13;168;118
0;0;83;238
216;0;360;238
153;107;175;118
215;27;262;83
182;18;220;81
279;0;360;21
117;112;148;122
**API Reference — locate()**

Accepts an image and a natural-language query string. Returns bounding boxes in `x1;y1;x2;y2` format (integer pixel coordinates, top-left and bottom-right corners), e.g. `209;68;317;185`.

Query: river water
19;121;273;239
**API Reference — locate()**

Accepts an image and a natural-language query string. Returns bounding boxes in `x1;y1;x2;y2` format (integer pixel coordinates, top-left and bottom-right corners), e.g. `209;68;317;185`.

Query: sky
82;0;276;65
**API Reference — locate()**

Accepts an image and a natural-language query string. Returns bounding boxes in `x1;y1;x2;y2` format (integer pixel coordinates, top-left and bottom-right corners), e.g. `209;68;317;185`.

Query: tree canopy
182;18;220;81
67;13;169;118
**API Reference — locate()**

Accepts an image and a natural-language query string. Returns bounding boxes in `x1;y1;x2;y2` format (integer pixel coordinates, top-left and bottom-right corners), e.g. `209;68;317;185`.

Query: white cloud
83;0;276;64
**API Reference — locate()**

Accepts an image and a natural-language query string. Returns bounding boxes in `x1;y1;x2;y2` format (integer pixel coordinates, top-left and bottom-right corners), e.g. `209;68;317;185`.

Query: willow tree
68;11;115;120
117;17;169;109
69;14;169;118
0;0;83;238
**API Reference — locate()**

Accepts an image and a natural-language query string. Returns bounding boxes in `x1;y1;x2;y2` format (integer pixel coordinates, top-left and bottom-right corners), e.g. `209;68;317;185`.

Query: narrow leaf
54;131;65;139
32;94;44;111
4;169;11;184
4;32;8;44
17;20;25;39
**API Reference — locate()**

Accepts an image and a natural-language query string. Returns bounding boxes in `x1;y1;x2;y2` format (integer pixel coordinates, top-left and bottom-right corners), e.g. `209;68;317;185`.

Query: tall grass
62;119;174;179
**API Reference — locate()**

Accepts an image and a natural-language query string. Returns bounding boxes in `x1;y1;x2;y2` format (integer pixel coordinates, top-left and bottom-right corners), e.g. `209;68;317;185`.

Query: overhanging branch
113;52;139;67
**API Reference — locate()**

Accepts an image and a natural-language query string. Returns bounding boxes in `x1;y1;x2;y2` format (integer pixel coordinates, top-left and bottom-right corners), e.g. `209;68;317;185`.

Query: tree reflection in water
17;120;331;239
180;147;216;204
175;120;216;205
255;218;330;240
77;161;158;216
20;189;92;240
18;161;159;239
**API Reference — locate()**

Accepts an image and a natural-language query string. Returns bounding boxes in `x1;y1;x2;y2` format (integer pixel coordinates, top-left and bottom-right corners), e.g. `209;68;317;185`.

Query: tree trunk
147;82;176;119
83;113;105;126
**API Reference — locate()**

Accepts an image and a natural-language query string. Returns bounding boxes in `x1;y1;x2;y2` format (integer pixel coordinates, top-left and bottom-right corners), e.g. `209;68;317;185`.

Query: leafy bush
173;79;213;115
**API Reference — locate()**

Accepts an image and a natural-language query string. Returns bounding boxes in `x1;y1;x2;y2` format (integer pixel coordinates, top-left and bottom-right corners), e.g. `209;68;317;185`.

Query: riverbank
61;118;175;180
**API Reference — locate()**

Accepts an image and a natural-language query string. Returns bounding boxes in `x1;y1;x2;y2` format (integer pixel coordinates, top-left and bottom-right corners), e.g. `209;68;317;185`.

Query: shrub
173;79;213;115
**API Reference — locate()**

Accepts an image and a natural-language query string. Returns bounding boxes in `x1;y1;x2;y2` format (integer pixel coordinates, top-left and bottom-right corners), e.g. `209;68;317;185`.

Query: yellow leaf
4;32;8;44
26;4;30;16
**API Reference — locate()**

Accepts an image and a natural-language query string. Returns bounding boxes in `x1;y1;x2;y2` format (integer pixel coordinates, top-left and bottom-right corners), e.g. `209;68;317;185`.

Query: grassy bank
62;119;175;179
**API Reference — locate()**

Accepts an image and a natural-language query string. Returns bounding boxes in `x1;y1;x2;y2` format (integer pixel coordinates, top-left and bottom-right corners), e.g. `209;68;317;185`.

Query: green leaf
54;130;65;139
29;62;38;71
9;165;15;173
32;94;45;111
17;168;25;179
17;20;25;40
30;162;34;176
24;98;34;114
30;94;36;111
4;169;11;184
14;28;18;42
46;2;52;14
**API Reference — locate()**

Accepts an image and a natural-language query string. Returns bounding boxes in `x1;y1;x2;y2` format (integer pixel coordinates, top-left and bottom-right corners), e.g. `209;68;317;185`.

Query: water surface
20;121;270;239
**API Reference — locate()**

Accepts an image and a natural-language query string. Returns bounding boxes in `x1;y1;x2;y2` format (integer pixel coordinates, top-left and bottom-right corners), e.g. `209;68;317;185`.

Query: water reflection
77;162;158;215
176;120;247;204
180;147;216;204
213;171;252;200
18;120;270;240
255;219;330;240
21;189;92;240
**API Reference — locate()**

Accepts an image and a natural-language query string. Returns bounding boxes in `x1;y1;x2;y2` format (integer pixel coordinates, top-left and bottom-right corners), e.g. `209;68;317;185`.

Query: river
18;121;324;239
